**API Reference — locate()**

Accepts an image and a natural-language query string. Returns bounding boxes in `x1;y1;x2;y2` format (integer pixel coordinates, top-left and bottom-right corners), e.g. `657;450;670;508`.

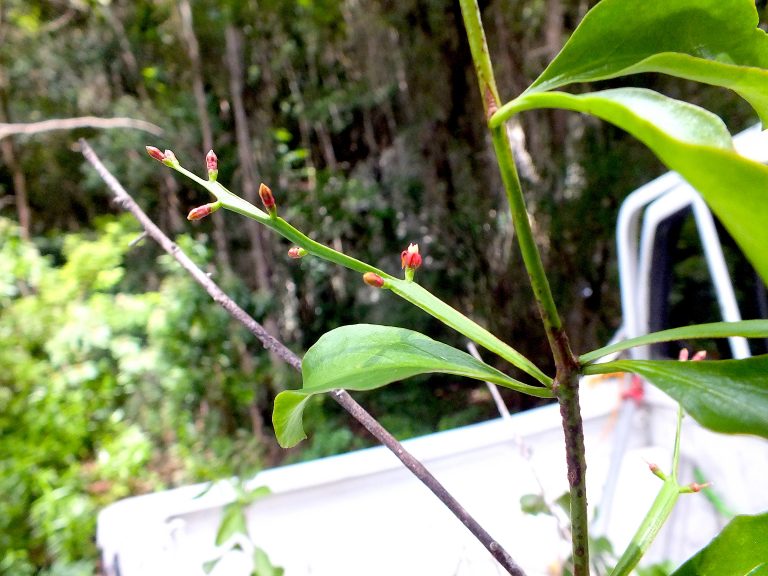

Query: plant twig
458;2;589;573
79;138;527;576
0;116;163;141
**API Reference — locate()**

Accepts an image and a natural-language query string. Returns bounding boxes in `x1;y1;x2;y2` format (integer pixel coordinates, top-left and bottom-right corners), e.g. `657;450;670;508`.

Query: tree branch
0;117;163;141
79;138;527;576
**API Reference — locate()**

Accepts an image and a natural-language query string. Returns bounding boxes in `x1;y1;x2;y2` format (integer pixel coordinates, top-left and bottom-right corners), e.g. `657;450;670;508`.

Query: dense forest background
1;0;765;573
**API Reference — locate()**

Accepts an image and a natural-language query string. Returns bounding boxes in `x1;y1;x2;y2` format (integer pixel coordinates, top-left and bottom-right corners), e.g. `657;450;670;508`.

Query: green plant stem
171;164;552;387
611;479;680;576
610;407;686;576
459;2;589;574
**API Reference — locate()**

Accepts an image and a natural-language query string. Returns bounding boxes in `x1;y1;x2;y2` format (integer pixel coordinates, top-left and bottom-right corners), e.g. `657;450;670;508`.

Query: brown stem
552;330;589;575
79;139;527;576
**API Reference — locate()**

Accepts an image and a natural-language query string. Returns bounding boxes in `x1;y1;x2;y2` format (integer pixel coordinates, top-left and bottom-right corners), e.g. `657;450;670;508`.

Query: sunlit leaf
494;88;768;285
272;324;552;448
584;355;768;438
215;503;248;546
671;512;768;576
580;320;768;365
526;0;768;124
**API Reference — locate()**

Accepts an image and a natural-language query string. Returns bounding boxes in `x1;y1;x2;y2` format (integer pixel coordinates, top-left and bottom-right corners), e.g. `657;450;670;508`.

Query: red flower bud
206;149;218;171
401;243;422;270
401;243;422;281
187;202;221;221
206;149;218;181
288;247;307;259
163;149;178;164
146;146;165;162
363;272;385;288
259;183;277;217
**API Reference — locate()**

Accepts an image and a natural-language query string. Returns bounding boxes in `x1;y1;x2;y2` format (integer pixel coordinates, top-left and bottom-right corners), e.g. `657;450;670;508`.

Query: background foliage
1;0;766;573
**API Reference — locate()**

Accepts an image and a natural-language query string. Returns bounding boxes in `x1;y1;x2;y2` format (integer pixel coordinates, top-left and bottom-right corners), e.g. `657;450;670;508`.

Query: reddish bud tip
401;243;422;270
363;272;385;288
206;149;218;172
288;247;307;259
689;482;711;493
647;462;666;480
146;146;165;162
187;202;221;221
206;150;219;181
259;183;277;216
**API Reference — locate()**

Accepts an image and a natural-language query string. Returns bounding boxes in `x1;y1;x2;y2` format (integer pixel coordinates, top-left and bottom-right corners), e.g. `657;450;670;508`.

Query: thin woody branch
79;138;527;576
0;116;163;141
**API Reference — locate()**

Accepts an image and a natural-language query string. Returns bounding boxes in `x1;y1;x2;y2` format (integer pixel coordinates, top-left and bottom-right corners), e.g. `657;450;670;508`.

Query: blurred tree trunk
177;0;232;269
225;24;284;392
0;73;30;240
100;1;149;102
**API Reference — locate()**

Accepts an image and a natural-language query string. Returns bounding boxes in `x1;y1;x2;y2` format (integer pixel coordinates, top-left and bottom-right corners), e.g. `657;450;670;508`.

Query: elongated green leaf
580;320;768;365
387;278;551;385
671;512;768;576
493;88;768;285
272;324;552;448
526;0;768;124
216;502;249;545
584;355;768;438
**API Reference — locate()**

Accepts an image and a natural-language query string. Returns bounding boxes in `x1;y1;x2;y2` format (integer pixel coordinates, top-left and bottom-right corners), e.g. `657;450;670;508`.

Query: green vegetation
2;0;768;574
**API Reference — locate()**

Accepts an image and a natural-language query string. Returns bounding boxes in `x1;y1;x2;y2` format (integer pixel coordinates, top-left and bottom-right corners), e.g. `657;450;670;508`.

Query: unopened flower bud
363;272;385;288
146;146;165;162
187;201;222;221
401;243;422;281
162;149;179;167
288;247;307;259
647;462;666;481
206;149;218;181
259;183;277;217
685;482;711;493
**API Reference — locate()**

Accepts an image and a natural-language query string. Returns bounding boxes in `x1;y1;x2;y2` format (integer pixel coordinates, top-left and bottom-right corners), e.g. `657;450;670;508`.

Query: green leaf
242;485;271;506
520;493;550;516
215;502;249;546
526;0;768;124
388;279;551;385
584;355;768;438
252;547;284;576
580;320;768;365
493;87;768;285
671;512;768;576
272;324;552;448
